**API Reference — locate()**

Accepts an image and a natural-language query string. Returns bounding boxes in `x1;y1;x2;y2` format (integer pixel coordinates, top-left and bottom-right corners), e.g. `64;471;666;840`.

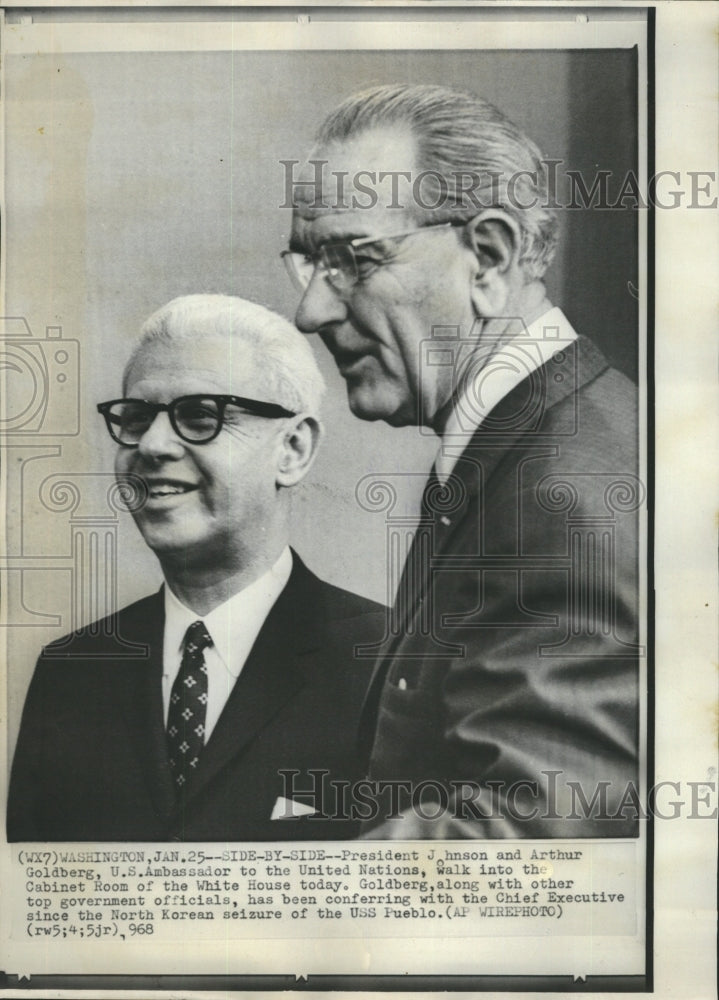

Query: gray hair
315;83;559;279
123;294;325;414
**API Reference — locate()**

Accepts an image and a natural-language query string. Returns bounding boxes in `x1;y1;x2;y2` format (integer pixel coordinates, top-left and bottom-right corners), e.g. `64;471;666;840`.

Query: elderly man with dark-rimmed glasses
8;293;384;842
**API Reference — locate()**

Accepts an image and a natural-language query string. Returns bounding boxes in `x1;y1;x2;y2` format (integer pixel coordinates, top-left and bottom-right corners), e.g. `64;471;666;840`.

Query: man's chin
134;517;199;558
346;385;412;427
150;537;223;575
347;399;410;427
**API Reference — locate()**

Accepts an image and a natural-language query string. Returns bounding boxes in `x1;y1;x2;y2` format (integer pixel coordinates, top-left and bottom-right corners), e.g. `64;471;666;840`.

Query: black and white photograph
0;3;716;996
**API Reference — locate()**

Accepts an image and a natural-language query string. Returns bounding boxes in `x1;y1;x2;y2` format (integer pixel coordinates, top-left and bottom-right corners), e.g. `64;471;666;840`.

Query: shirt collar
436;307;578;482
163;546;293;677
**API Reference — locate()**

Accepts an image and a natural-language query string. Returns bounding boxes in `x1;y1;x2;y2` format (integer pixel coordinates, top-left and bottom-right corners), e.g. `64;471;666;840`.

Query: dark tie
394;464;442;626
167;620;213;791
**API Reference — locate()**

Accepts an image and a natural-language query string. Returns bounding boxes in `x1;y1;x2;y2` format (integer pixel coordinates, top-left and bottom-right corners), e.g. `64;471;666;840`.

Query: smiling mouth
145;481;196;500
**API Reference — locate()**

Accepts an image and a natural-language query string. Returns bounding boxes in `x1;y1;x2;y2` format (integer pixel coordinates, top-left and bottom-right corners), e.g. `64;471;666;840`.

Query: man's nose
294;270;349;334
136;411;185;460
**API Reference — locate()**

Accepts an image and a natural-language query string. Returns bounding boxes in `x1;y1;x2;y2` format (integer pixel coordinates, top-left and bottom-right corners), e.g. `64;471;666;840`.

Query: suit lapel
359;336;611;744
429;335;609;556
180;556;320;805
117;591;177;823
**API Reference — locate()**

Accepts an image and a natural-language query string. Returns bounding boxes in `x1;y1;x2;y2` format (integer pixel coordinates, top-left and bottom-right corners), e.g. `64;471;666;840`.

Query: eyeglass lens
109;398;222;444
284;223;455;294
284;245;355;293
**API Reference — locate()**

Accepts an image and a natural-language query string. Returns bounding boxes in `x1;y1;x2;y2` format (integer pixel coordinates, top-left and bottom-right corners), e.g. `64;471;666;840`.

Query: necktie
394;464;441;625
421;463;441;517
167;620;212;791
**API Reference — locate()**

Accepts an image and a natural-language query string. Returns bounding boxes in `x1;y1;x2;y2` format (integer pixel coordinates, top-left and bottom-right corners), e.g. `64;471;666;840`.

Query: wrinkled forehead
290;126;422;228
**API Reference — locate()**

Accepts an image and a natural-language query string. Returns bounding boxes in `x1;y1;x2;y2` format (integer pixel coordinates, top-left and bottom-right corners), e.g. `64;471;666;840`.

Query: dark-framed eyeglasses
281;221;457;294
97;394;296;447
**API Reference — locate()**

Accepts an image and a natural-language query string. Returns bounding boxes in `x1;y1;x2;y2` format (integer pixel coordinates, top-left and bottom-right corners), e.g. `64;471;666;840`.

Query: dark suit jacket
361;337;641;838
8;554;385;841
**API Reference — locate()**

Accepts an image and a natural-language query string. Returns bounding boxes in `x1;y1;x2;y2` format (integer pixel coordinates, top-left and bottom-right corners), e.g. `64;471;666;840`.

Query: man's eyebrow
288;231;373;253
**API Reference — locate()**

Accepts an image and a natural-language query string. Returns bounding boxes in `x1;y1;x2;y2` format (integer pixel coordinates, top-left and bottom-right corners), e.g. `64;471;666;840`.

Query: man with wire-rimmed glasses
8;294;384;842
283;84;640;839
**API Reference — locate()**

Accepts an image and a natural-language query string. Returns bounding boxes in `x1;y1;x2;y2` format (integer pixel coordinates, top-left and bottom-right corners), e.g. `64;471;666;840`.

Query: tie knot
184;620;213;654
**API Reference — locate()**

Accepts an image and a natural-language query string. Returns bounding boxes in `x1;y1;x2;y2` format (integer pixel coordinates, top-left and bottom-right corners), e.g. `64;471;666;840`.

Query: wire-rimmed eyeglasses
281;221;457;294
97;394;296;447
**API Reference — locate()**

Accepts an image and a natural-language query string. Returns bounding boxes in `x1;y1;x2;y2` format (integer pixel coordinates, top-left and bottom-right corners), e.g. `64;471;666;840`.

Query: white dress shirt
435;307;578;482
162;546;293;742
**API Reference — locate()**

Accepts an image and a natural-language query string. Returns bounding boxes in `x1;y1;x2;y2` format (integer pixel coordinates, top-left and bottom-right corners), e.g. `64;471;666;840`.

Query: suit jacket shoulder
291;553;385;621
39;590;164;660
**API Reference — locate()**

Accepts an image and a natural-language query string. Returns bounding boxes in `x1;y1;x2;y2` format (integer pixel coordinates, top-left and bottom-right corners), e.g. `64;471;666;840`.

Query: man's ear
464;210;522;317
276;415;323;488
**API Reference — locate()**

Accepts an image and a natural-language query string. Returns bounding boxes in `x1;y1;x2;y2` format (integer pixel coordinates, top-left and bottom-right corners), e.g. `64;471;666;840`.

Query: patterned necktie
167;620;212;791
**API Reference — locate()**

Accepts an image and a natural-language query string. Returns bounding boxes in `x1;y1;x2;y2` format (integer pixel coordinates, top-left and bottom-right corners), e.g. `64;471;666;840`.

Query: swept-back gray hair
315;83;559;279
123;294;325;414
